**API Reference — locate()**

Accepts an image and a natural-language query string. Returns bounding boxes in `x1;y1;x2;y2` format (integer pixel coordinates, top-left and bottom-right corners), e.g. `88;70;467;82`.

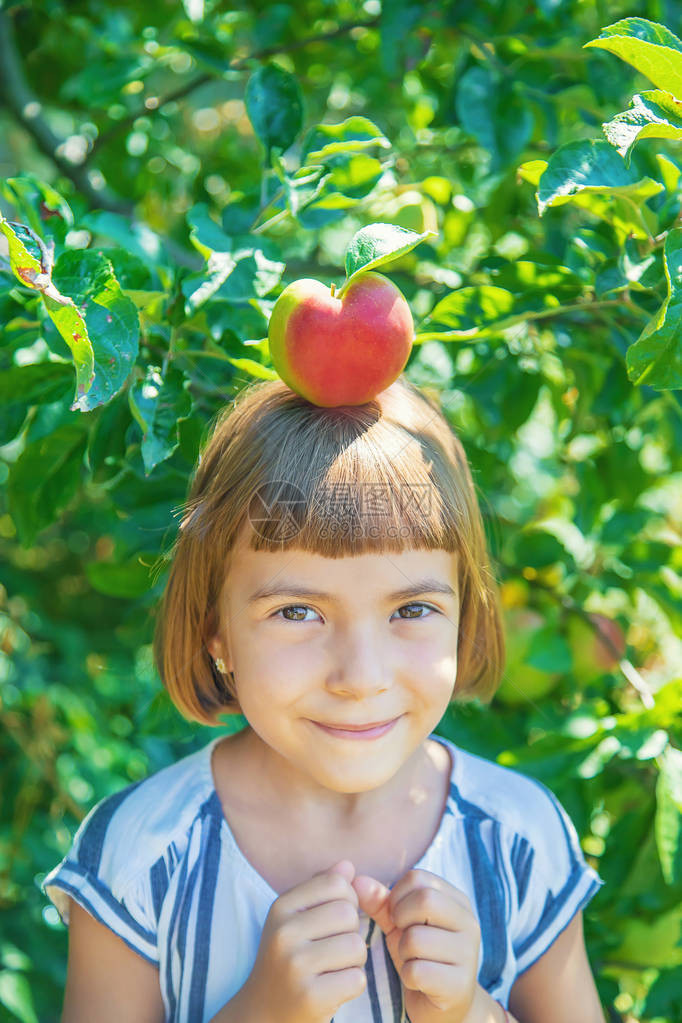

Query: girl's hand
242;860;367;1023
352;868;484;1023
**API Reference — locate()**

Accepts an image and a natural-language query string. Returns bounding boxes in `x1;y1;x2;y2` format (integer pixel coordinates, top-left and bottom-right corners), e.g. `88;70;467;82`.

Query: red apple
267;271;414;407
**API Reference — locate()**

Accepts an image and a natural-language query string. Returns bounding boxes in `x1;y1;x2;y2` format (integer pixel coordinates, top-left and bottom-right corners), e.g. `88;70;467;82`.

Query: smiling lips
311;717;401;740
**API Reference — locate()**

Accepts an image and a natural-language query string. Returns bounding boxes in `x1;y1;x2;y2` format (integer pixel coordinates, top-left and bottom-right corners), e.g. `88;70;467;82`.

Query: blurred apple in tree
495;608;564;706
566;611;627;685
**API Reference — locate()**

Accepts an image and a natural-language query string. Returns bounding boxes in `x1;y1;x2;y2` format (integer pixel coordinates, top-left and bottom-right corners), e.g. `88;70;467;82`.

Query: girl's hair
153;376;505;725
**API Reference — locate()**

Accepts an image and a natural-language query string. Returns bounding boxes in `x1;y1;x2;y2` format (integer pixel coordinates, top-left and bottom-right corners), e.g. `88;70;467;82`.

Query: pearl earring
214;657;227;673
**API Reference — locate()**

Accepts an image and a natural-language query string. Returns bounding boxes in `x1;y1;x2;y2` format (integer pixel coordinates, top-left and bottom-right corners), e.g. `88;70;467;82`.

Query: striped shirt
42;732;604;1022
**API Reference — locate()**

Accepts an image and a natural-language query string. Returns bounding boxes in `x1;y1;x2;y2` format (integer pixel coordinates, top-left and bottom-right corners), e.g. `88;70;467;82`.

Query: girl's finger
391;884;478;934
400;956;470;1000
352;874;394;934
397;923;477;969
387;869;474;921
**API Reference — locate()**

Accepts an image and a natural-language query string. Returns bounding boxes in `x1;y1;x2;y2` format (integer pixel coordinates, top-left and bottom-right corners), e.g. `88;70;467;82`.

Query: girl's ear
205;608;233;672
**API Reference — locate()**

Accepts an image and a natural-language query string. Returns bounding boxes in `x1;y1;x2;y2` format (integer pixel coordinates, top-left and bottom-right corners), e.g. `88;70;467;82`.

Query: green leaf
184;205;285;309
527;627;573;674
272;157;329;216
379;0;423;75
205;301;268;344
0;362;73;405
187;203;235;256
85;552;159;598
182;252;237;310
325;154;383;200
226;357;279;380
566;192;657;245
626;305;682;388
655;743;682;885
128;364;192;476
517;160;548;187
300;116;390;163
416;264;581;342
7;422;87;547
456;66;533;171
60;55;154;107
98;247;153;290
0;217;47;288
585;18;682;98
51;250;140;412
182;243;284;310
0;970;39;1023
643;966;682;1018
41;293;94;405
342;222;435;291
0;174;73;235
81;212;167;266
293;156;385;229
603;91;682;163
537;139;663;215
0;404;28;445
418;285;515;340
244;63;304;160
627;228;682;388
295;192;358;230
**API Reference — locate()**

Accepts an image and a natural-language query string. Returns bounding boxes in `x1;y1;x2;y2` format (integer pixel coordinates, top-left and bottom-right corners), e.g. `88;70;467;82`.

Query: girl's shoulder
438;735;579;851
72;737;218;892
42;738;220;953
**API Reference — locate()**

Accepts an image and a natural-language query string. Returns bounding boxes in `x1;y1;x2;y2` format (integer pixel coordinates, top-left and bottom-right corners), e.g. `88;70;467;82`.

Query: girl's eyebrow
247;579;457;604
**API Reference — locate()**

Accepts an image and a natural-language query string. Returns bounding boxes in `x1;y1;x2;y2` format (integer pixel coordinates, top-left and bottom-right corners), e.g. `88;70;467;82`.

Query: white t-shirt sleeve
509;775;605;979
42;790;160;965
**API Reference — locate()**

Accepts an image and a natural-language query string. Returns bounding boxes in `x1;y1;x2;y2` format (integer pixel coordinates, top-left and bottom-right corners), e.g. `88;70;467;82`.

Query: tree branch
0;8;133;215
85;16;380;164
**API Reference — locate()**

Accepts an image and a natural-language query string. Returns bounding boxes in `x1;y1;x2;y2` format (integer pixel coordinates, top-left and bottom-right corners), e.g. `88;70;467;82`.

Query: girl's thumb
326;859;356;882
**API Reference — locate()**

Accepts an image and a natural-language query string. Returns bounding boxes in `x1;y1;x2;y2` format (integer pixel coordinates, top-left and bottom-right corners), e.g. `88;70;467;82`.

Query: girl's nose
325;626;390;698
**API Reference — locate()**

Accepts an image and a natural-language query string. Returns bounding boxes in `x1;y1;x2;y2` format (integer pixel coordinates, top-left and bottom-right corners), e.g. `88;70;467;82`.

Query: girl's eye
272;602;437;623
395;602;436;620
274;605;318;622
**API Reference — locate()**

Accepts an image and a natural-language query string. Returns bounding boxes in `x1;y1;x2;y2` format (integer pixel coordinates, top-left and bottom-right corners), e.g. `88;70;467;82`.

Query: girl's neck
220;725;444;832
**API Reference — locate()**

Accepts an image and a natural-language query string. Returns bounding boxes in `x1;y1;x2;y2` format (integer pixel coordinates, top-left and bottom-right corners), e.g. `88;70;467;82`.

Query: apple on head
267;270;414;407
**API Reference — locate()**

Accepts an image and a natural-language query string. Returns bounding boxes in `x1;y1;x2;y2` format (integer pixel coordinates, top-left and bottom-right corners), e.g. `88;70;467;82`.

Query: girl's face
207;534;460;804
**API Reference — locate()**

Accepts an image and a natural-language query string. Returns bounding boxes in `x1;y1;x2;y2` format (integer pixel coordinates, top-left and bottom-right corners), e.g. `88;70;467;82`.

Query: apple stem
330;282;336;297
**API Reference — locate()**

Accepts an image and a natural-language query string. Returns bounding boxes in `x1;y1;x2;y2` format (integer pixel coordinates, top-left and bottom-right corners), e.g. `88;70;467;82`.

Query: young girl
43;375;606;1023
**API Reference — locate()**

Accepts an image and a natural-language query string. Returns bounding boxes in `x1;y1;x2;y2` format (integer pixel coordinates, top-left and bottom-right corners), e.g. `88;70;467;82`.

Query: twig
85;16;381;164
0;9;133;215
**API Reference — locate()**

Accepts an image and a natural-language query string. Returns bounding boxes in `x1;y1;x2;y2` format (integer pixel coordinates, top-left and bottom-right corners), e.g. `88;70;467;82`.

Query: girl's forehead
225;541;459;591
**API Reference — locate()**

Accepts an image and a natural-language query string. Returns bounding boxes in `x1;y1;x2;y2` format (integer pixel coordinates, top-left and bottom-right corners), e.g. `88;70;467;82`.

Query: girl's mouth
310;717;401;740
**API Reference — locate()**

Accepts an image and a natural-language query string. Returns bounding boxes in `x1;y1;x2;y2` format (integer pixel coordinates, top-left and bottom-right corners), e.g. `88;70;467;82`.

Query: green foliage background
0;2;681;1021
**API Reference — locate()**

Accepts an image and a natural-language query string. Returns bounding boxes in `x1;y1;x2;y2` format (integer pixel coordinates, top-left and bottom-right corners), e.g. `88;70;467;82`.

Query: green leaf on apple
339;222;436;295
